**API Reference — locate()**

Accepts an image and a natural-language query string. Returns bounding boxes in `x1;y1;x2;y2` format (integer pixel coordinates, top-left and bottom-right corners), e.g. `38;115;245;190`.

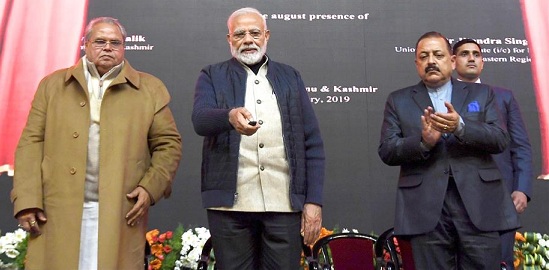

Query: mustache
425;64;440;73
238;44;260;53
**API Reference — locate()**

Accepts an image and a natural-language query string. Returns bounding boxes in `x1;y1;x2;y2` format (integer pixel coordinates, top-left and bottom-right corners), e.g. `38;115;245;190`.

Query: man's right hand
16;208;47;235
228;107;260;136
421;106;442;148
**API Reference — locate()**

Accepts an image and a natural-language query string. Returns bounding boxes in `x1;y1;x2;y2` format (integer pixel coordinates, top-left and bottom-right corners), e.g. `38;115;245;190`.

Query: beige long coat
11;59;182;270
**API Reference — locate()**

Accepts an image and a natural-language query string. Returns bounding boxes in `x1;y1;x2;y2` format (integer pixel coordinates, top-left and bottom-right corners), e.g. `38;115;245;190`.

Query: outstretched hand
228;107;261;136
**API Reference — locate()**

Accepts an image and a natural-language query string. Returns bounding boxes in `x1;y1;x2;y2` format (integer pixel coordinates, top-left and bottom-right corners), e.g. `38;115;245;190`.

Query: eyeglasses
230;30;265;41
90;39;124;50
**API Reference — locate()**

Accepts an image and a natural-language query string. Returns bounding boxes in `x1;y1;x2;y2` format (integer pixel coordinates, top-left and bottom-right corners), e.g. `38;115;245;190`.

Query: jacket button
256;99;261;104
80;101;86;107
260;165;265;171
259;143;264;148
258;120;263;125
72;132;79;138
69;167;77;175
255;80;260;84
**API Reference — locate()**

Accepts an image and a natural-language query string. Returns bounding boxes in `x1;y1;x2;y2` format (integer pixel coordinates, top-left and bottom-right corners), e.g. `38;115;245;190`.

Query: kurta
11;59;182;269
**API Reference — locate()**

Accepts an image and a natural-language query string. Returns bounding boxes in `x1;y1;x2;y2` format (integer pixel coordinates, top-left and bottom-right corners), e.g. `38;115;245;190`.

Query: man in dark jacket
453;38;533;270
378;31;519;269
191;7;325;270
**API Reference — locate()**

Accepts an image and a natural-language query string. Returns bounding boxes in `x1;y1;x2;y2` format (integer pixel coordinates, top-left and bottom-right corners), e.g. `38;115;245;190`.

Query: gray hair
227;7;267;31
83;17;127;41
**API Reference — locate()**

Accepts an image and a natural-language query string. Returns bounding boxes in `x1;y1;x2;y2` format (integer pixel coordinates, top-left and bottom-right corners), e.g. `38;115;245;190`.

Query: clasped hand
421;102;460;148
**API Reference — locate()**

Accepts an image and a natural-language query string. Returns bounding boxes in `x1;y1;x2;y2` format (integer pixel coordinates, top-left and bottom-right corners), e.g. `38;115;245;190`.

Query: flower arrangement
174;227;211;270
6;226;549;270
145;225;211;270
146;225;184;270
0;229;29;270
514;231;549;269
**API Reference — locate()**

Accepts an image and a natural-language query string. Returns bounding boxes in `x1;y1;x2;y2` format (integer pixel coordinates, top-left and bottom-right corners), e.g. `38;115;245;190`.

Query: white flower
175;227;211;269
4;249;19;259
13;229;27;242
341;228;359;233
0;228;29;268
0;243;16;254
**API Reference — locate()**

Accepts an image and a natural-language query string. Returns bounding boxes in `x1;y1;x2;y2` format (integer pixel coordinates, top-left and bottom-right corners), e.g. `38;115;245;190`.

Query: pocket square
468;101;480;112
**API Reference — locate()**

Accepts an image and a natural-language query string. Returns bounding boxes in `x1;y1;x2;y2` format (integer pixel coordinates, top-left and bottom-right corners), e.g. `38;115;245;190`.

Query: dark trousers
500;229;516;270
207;210;302;270
410;178;502;270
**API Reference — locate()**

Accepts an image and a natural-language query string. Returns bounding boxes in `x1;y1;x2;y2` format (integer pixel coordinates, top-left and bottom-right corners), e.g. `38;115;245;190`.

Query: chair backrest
197;237;215;270
311;233;377;270
376;227;510;270
375;227;415;270
374;228;398;270
144;241;151;270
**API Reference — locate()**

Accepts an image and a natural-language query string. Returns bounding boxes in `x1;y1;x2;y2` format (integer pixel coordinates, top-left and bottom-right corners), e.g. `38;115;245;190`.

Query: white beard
231;43;267;65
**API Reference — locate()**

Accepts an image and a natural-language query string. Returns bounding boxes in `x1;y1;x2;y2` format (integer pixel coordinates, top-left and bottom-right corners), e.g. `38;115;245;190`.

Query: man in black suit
378;31;520;269
453;38;533;270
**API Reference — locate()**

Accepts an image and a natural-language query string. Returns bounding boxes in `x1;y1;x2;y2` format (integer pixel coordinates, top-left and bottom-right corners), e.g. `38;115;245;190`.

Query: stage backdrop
1;0;548;235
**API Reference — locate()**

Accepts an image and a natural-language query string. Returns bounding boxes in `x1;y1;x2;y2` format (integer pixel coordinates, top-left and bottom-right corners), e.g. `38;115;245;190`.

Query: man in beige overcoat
11;17;182;269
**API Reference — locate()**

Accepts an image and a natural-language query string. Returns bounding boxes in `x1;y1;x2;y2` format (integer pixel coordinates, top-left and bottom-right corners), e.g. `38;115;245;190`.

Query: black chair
308;232;378;270
144;241;151;270
302;241;317;270
197;237;216;270
375;227;415;270
374;228;398;270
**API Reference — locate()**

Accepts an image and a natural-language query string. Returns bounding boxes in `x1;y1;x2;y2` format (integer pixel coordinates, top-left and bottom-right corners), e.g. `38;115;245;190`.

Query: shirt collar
456;77;481;84
426;79;453;93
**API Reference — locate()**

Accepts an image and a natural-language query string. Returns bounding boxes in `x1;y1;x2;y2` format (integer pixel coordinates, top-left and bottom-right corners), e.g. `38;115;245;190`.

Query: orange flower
515;231;526;242
148;258;162;270
146;229;160;245
150;243;164;257
318;227;334;240
514;257;521;269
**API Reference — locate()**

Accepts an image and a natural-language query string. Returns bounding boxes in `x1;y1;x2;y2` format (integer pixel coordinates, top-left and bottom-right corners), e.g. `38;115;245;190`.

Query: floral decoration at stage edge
3;227;547;270
514;231;549;269
0;229;28;270
145;225;211;270
175;227;211;270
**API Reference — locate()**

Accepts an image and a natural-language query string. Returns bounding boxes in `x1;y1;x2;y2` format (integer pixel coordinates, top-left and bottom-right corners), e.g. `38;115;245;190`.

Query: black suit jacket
378;79;520;235
491;86;533;199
